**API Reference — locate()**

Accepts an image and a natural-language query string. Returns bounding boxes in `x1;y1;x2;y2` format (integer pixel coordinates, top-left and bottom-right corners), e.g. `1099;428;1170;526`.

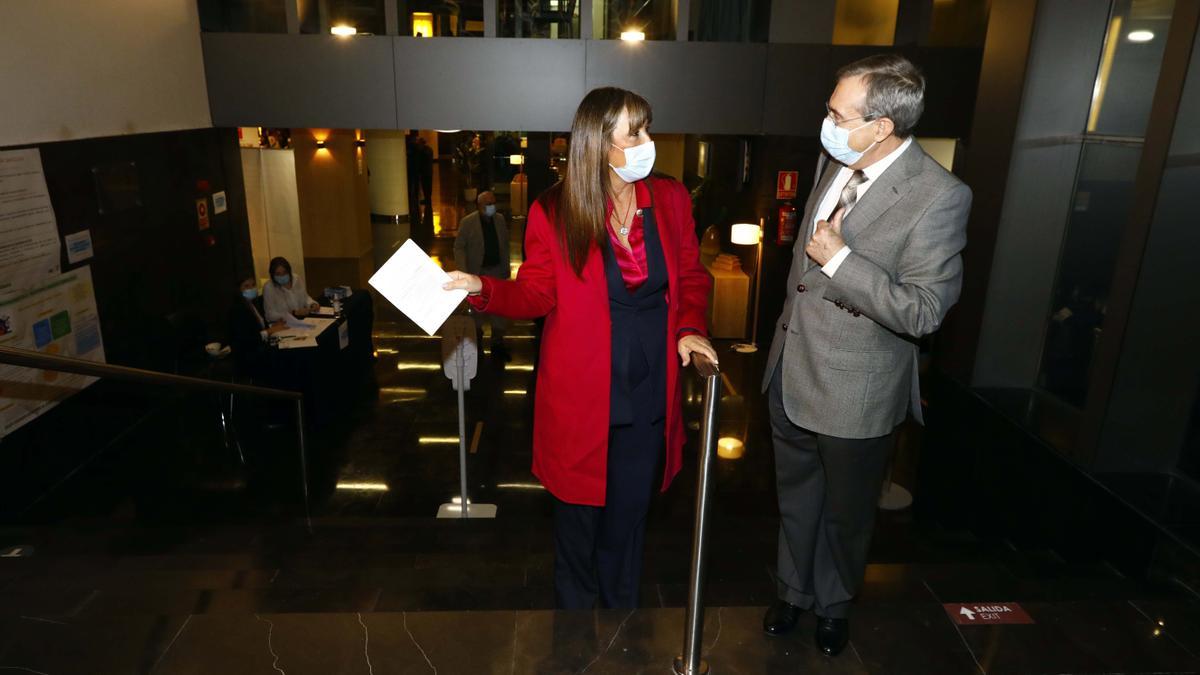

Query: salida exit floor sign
943;602;1035;625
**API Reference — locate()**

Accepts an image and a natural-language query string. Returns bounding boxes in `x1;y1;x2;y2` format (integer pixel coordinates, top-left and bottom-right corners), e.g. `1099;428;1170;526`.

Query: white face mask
610;140;656;183
820;117;878;166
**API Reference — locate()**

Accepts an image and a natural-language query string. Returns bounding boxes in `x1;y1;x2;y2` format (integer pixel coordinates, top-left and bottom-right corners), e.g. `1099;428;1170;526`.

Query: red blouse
604;179;654;293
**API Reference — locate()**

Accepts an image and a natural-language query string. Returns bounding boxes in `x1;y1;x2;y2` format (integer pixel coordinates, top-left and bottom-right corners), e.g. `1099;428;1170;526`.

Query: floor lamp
731;218;764;354
509;154;527;217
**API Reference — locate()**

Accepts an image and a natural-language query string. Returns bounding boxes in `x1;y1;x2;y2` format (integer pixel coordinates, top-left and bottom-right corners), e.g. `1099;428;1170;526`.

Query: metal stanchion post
674;353;721;675
294;399;312;534
436;317;496;519
457;338;469;519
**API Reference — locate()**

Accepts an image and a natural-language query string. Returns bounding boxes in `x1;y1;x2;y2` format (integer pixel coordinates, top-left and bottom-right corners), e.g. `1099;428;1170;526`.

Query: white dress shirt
263;275;317;322
815;137;914;277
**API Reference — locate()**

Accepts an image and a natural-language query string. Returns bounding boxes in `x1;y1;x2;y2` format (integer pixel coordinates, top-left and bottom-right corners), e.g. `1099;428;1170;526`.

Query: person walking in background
454;190;512;360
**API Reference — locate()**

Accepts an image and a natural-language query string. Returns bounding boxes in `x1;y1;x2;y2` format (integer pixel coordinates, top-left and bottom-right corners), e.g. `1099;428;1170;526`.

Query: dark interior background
0;127;253;515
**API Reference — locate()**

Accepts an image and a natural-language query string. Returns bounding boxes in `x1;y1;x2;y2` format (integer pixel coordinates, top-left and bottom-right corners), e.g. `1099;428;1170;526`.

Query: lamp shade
731;223;761;246
509;155;524;165
717;437;745;459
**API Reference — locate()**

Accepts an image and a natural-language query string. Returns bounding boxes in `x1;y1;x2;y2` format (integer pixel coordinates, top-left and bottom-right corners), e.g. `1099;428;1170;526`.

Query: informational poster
0;266;106;438
0;148;61;285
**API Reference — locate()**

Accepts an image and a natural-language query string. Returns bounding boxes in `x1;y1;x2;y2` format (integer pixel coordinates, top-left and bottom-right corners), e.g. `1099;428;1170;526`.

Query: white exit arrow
960;607;976;621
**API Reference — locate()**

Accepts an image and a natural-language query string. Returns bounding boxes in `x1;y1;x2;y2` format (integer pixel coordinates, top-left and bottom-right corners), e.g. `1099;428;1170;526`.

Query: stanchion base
731;343;758;353
672;656;709;675
436;503;498;519
878;483;913;511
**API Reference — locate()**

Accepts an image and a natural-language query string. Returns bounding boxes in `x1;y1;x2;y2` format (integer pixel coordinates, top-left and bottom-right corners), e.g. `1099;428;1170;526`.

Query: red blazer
472;176;712;506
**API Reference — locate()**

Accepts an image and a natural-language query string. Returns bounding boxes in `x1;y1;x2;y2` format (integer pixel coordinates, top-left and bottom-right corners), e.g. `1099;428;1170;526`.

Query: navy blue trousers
553;419;664;609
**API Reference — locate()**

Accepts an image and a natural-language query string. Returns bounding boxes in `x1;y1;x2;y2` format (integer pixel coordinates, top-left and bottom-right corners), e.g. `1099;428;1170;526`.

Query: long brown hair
540;87;653;276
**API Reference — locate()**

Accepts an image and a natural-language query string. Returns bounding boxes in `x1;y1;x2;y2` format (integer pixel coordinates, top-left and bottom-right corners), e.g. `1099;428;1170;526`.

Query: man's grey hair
836;54;925;138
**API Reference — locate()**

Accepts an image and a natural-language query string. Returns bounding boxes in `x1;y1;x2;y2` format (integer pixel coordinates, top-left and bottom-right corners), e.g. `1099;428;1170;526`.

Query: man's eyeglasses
825;103;874;127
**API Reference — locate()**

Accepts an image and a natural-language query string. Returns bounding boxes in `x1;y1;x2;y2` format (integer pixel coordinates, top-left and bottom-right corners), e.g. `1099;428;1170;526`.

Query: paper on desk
276;318;336;349
283;313;314;329
369;240;467;336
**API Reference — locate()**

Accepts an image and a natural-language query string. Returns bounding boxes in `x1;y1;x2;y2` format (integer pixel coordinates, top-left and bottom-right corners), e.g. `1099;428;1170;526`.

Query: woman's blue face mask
242;288;258;301
274;274;291;286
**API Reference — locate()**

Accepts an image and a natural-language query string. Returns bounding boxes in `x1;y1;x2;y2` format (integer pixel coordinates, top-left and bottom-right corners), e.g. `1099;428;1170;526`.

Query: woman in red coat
444;87;715;609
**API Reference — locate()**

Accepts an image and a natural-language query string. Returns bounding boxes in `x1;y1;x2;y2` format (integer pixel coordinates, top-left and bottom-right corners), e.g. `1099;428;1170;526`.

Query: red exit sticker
944;603;1035;625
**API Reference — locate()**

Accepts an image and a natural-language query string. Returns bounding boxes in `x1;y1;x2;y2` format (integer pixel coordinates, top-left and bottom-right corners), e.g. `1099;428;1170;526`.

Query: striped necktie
831;170;868;221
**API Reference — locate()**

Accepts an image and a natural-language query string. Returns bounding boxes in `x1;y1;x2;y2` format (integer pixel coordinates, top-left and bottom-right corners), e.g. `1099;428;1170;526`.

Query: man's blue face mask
820;116;878;166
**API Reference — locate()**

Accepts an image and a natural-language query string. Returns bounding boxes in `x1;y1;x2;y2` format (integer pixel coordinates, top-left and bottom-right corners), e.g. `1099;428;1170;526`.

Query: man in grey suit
454;191;512;359
761;54;971;657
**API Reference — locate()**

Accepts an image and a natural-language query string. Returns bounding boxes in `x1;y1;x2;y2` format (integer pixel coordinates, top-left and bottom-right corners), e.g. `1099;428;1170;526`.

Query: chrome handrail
0;345;312;532
674;352;721;675
0;346;301;399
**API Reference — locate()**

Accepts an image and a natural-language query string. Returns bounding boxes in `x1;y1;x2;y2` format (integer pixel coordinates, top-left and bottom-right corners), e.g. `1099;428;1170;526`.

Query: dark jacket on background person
454;210;511;277
228;296;271;380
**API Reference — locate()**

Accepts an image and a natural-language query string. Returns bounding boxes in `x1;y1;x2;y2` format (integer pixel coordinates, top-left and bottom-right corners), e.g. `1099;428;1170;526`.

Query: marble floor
1;232;1199;673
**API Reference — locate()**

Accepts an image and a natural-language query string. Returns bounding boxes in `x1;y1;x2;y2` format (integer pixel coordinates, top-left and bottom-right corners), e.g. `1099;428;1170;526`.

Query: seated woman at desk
229;277;287;379
263;257;319;322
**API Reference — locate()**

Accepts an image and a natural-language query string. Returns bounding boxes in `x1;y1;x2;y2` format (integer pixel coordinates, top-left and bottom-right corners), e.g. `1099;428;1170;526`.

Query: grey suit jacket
762;143;971;439
454;210;511;278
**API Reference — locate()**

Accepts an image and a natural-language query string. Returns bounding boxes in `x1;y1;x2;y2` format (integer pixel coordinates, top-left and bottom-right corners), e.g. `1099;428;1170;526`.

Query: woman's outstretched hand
678;334;718;368
443;271;483;294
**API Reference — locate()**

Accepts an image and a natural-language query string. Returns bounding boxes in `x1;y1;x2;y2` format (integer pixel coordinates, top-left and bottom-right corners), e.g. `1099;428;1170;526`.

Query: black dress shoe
762;600;804;636
815;617;849;657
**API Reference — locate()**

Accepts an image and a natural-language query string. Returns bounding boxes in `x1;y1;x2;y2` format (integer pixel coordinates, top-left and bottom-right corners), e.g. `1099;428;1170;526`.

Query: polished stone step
2;602;1199;675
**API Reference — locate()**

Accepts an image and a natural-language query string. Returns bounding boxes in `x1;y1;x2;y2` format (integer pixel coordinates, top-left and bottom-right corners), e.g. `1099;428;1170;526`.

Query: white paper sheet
369;240;467;336
283;312;313;329
0;148;61;283
274;317;335;349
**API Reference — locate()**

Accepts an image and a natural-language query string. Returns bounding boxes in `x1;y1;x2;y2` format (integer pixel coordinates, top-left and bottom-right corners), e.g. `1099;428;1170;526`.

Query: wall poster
0;265;106;438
